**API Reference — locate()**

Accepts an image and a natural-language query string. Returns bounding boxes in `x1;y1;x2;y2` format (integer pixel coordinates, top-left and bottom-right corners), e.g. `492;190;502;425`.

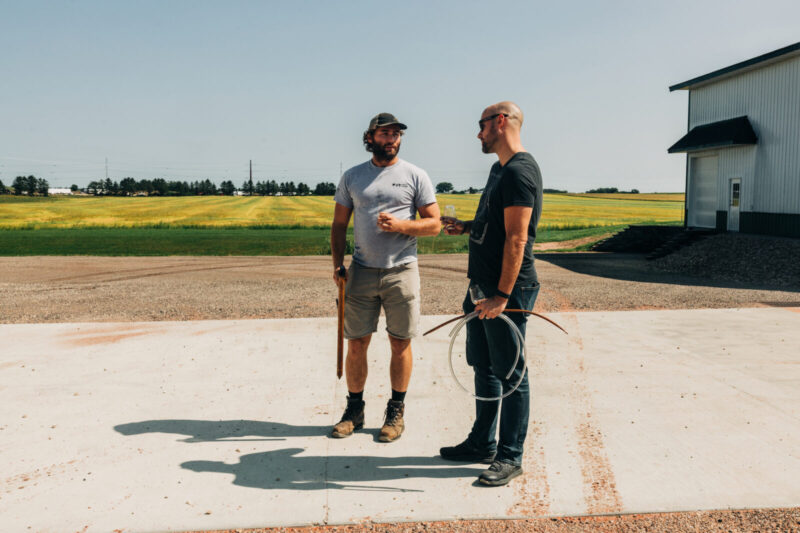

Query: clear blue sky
1;0;799;192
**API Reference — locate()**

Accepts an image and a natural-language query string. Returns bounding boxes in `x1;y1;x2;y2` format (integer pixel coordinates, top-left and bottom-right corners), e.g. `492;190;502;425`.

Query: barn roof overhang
668;116;758;154
670;41;800;91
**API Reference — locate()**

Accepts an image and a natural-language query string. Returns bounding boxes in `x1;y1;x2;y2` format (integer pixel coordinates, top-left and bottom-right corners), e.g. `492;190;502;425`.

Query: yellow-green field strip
0;194;683;255
0;194;684;230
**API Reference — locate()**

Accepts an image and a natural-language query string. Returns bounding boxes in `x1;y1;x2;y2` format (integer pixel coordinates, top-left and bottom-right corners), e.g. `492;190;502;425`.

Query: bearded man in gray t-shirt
330;112;440;442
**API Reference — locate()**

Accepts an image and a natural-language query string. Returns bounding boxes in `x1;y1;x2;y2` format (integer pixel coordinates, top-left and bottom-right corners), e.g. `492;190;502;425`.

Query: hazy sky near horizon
1;1;799;192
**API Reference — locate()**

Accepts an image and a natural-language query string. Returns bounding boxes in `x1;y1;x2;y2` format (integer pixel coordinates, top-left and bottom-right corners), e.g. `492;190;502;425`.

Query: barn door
688;155;718;229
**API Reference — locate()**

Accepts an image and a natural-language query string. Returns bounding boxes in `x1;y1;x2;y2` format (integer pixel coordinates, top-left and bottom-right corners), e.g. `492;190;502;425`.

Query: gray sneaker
478;460;523;486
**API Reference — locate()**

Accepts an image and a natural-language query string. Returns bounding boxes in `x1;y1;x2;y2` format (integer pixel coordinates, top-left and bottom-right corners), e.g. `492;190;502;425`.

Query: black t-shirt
467;152;542;288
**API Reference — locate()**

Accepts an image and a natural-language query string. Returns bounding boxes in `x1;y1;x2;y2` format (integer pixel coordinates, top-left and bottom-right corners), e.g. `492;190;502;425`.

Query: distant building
669;41;800;237
48;188;73;195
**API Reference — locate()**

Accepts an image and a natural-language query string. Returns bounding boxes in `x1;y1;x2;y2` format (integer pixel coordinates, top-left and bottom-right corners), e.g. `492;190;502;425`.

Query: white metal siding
689;55;800;215
717;146;756;211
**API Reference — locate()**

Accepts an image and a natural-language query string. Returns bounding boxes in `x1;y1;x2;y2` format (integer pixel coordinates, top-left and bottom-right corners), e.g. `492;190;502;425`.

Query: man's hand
333;265;347;285
440;216;465;235
377;212;407;233
474;295;508;319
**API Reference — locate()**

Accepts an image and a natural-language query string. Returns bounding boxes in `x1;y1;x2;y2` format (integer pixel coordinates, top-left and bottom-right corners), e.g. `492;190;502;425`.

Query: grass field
0;224;636;256
0;193;683;229
0;194;683;255
0;195;338;229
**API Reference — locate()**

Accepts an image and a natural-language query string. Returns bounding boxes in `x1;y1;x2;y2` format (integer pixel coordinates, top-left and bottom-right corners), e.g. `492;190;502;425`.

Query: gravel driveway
1;253;798;324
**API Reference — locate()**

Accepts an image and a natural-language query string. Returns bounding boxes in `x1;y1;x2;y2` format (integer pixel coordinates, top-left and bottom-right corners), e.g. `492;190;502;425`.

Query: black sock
391;389;406;403
348;391;363;402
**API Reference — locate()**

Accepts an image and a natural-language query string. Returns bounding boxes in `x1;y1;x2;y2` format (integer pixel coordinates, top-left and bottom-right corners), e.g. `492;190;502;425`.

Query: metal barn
669;42;800;237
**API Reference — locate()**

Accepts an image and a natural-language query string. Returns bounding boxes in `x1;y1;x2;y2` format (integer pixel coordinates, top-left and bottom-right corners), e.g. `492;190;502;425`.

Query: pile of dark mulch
650;233;800;287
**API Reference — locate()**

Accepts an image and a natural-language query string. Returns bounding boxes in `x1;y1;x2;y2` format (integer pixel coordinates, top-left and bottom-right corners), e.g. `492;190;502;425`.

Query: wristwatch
495;289;510;299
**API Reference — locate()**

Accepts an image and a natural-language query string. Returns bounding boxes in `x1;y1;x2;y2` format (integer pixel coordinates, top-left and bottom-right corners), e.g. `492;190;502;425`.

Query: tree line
0;176;52;196
241;179;337;196
85;177;339;196
435;182;481;194
85;178;234;196
585;187;639;194
0;176;339;196
0;177;645;198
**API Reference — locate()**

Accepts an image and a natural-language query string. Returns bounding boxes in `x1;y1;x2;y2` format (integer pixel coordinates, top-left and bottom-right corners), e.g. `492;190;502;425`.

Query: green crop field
0;193;684;255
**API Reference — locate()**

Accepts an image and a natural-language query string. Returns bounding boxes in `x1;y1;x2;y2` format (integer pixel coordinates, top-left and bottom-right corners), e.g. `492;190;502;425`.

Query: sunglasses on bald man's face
478;113;508;130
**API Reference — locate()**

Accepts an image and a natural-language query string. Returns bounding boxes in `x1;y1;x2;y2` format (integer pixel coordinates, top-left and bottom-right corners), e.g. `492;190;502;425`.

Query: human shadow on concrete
181;447;482;492
536;252;800;292
114;419;330;442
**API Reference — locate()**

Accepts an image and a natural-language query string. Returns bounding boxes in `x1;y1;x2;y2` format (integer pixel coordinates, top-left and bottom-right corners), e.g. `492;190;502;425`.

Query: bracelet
495;289;510;299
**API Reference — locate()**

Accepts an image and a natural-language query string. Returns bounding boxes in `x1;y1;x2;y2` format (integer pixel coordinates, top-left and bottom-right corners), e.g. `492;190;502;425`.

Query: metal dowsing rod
425;309;568;402
422;309;568;337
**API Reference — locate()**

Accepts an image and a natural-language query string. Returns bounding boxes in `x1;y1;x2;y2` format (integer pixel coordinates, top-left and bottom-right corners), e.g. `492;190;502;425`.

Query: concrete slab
1;307;799;532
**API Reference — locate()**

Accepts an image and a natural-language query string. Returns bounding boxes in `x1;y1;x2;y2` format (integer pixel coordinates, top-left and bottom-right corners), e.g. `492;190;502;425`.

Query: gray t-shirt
334;158;437;269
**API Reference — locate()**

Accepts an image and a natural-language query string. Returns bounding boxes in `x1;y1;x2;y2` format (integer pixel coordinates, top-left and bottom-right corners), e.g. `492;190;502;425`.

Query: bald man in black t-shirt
439;101;543;487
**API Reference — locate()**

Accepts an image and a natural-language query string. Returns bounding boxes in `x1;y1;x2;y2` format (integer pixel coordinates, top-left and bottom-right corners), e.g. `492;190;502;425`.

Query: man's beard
372;142;400;162
481;136;496;154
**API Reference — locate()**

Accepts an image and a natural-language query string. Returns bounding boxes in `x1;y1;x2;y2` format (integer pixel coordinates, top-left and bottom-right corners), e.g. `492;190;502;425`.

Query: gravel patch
188;507;800;533
650;233;800;288
1;253;799;324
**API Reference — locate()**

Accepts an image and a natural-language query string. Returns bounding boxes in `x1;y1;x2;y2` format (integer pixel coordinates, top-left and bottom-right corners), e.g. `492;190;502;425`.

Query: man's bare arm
377;202;441;236
497;206;532;294
331;202;353;284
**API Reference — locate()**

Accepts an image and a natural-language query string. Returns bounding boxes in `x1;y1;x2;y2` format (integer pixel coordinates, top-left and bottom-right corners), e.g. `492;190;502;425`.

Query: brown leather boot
379;399;405;442
331;398;364;438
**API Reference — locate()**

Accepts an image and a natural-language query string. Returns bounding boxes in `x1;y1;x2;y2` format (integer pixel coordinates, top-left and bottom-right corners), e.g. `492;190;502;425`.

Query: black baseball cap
368;112;407;131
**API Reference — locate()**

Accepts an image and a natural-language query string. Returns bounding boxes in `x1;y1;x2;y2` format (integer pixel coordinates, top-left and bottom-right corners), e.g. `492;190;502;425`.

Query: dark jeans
462;280;540;466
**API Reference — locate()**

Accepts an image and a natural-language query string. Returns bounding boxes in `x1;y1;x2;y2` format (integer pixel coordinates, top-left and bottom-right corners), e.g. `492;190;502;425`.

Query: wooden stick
336;268;346;379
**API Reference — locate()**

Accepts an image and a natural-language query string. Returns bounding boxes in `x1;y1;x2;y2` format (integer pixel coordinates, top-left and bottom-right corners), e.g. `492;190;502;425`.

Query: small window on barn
731;182;740;207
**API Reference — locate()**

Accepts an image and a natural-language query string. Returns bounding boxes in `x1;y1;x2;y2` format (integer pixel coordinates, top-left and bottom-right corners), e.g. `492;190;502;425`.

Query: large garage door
688;155;718;228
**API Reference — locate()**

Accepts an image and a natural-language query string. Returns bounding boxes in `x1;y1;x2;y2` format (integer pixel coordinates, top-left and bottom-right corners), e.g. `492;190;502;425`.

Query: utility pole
249;159;253;196
105;157;108;181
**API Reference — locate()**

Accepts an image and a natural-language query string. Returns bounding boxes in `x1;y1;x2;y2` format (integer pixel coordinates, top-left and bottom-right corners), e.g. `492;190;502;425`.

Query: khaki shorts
344;261;420;340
